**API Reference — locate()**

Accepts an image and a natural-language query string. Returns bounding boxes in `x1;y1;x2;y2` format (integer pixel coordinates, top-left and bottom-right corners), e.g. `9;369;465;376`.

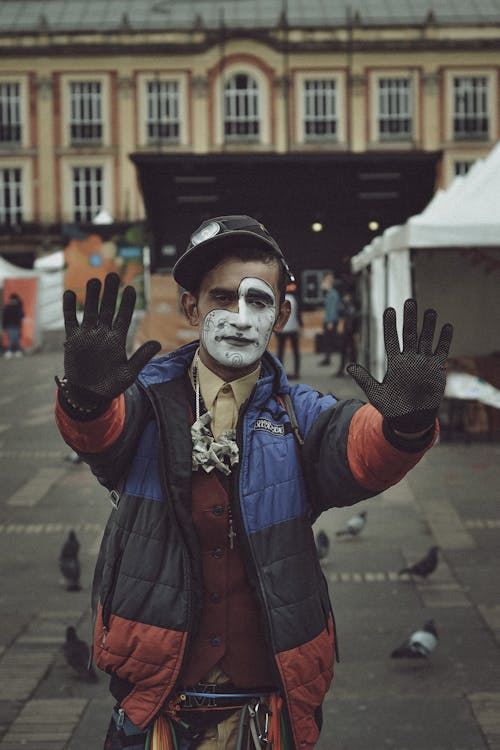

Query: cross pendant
228;518;236;550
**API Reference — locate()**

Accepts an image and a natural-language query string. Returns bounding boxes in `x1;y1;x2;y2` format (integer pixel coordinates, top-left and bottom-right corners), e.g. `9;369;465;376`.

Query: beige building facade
1;1;499;276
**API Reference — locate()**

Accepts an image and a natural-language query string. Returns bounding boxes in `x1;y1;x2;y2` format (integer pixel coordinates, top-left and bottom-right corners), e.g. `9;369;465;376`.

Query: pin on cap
173;215;294;291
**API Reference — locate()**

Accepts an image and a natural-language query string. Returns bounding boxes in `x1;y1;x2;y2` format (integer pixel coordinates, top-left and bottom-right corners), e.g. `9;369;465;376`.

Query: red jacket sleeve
55;393;125;454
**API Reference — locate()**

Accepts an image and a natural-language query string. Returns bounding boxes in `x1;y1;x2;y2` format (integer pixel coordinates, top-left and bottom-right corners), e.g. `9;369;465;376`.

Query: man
2;292;25;358
275;281;302;379
55;215;452;750
318;273;341;367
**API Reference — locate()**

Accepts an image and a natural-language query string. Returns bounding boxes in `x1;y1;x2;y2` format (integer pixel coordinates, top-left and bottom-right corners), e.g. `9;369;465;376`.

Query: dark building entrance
131;151;441;288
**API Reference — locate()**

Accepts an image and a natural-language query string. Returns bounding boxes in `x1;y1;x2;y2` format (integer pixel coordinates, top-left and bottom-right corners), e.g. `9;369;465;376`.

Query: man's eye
247;296;269;308
214;293;232;305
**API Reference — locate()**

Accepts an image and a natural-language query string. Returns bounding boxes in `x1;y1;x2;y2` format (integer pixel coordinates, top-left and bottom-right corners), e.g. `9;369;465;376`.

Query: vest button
212;547;223;558
212;504;224;516
210;591;221;603
211;636;222;647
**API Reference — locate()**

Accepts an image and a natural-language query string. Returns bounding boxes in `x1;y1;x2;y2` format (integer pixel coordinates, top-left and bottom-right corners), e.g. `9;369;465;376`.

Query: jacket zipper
320;570;340;662
101;550;123;636
142;383;198;727
233;406;296;746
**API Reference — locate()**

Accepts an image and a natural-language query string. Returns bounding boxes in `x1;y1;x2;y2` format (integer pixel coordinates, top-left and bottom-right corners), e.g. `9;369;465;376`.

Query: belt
168;686;274;712
163;690;284;750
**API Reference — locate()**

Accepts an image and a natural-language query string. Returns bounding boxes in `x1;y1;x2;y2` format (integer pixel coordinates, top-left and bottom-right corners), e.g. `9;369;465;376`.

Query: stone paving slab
478;605;500;646
0;652;54;702
6;467;67;507
0;522;102;535
0;698;87;750
467;692;500;750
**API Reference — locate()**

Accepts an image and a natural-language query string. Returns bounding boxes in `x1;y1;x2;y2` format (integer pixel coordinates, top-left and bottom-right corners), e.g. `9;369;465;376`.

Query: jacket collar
138;340;290;404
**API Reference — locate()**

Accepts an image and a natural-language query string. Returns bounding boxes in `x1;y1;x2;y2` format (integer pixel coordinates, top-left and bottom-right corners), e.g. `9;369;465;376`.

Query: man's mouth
223;335;255;345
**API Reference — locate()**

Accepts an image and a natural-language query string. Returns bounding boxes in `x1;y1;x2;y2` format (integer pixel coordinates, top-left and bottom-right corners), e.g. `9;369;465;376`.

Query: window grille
0;83;21;144
72;166;103;222
303;79;337;140
378;78;412;140
70;81;103;144
453;77;488;139
0;167;23;225
454;160;475;176
224;74;260;141
146;80;180;143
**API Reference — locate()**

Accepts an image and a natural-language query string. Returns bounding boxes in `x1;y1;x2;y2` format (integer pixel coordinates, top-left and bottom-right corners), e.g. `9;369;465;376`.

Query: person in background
2;292;24;358
54;214;453;750
276;281;302;379
318;272;341;367
335;290;360;376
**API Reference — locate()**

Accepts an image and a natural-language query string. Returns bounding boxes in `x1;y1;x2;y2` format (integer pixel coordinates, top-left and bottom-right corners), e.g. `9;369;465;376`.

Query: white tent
351;143;500;380
33;251;65;331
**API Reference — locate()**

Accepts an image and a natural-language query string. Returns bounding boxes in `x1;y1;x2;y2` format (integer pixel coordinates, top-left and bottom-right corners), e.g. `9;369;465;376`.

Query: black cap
172;214;294;291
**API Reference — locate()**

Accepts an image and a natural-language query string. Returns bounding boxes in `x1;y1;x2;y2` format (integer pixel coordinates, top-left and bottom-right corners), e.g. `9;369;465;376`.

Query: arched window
224;73;259;142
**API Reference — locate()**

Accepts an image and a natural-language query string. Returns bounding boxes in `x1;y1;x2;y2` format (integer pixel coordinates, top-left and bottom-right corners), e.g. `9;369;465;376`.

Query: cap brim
172;230;281;291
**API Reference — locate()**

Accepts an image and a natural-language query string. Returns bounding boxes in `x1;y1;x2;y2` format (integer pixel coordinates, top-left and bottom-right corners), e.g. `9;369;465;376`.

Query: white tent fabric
33;251;65;331
34;250;64;270
351;141;500;382
396;141;500;249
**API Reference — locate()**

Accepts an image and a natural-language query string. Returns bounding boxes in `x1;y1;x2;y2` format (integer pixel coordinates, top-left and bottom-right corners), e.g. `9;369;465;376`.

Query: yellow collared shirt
190;353;259;439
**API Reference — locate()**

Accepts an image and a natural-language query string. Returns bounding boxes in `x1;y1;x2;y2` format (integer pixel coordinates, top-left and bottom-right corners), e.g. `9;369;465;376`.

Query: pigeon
336;510;367;537
59;530;81;591
391;619;438;659
63;626;98;681
399;546;439;579
315;530;330;561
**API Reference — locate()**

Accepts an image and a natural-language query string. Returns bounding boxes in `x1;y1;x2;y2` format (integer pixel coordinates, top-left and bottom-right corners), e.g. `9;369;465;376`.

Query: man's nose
234;299;251;327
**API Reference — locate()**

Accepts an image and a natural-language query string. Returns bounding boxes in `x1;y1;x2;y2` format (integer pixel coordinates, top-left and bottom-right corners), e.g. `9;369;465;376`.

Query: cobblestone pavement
0;347;499;750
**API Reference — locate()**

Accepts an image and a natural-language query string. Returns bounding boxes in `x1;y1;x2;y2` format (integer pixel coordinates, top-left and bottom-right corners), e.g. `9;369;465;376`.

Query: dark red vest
180;469;275;688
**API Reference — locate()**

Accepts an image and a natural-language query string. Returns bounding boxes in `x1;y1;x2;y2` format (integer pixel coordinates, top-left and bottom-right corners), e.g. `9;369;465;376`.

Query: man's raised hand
347;299;453;434
61;272;161;406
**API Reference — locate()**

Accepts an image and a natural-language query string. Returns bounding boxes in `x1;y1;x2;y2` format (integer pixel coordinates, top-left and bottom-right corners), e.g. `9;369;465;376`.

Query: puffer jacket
55;341;437;749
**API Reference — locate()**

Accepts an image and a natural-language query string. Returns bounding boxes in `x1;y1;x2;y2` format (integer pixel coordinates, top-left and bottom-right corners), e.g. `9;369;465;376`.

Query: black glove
347;299;453;433
59;272;161;410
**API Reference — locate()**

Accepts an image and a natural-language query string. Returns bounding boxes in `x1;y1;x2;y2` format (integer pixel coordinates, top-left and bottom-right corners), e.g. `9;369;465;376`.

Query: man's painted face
201;277;276;368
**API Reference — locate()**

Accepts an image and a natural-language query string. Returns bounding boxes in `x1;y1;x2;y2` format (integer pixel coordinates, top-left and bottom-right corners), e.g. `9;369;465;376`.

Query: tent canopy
351;142;500;380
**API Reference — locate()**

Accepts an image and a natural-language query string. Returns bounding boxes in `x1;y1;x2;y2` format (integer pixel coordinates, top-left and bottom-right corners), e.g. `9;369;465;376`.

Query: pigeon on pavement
336;510;367;537
391;619;439;659
63;626;98;681
399;546;439;579
315;530;330;560
59;530;81;591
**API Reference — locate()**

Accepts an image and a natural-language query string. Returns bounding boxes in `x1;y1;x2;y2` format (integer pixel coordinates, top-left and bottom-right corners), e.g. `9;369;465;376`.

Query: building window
224;74;259;142
0;83;21;145
69;81;103;144
72;166;102;222
146;80;180;144
303;79;337;140
0;167;23;225
378;78;412;140
454;159;475;176
453;77;488;139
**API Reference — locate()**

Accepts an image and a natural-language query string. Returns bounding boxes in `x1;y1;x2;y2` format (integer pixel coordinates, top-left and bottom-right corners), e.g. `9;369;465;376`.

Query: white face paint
202;277;276;369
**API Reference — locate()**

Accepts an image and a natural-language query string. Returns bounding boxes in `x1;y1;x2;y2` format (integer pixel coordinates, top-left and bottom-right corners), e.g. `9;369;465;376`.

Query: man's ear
273;298;291;333
181;291;199;326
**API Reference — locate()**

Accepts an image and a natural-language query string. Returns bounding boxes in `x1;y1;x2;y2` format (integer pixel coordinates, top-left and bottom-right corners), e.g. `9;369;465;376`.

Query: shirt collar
190;350;260;412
